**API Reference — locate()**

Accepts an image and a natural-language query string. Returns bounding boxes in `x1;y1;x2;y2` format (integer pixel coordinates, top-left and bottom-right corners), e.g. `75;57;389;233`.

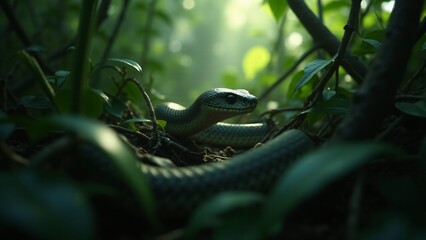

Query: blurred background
0;0;395;110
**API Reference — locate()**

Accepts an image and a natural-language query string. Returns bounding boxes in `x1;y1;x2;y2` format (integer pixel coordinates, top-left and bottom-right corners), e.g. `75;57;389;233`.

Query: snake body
156;88;272;147
139;88;315;217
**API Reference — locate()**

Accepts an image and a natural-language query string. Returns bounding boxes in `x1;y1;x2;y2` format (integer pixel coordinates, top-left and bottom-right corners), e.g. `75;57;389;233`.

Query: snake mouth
206;105;256;114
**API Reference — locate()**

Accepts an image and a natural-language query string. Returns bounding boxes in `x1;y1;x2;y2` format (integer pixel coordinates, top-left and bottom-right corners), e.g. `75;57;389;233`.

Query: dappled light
1;0;425;239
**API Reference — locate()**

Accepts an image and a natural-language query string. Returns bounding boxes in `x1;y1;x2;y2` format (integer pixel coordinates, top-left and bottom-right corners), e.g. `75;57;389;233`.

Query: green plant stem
128;78;160;148
71;0;99;114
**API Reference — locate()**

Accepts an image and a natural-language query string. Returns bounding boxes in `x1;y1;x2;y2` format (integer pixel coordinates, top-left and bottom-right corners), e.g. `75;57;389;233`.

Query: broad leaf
54;88;104;118
361;38;382;49
107;58;143;75
291;57;335;95
268;0;288;21
40;115;159;227
302;97;350;114
395;100;426;118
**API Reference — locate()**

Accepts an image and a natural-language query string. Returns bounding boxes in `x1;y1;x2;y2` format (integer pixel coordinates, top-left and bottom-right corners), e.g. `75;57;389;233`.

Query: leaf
19;96;52;110
268;0;288;21
302;97;350;114
291;57;335;95
104;98;127;119
184;192;264;240
123;118;167;130
242;46;271;80
41;115;159;227
157;119;167;129
53;70;71;89
395;100;426;118
0;170;94;240
156;10;172;26
257;142;399;238
54;88;104;118
361;38;382;49
106;58;143;75
322;89;336;101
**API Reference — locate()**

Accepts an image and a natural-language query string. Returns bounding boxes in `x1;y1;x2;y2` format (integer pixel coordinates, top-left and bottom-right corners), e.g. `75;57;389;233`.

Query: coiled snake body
139;89;315;217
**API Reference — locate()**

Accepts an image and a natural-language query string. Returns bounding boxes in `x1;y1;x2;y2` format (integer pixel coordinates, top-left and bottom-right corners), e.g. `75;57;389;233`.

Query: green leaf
52;70;70;90
0;169;94;240
41;115;159;227
104;98;127;119
156;10;172;26
395;100;426;118
54;88;104;118
157;119;167;129
258;142;399;238
242;46;270;80
322;89;336;101
302;97;350;114
19;96;52;110
184;192;264;240
361;38;382;49
291;57;335;95
268;0;288;21
106;58;143;75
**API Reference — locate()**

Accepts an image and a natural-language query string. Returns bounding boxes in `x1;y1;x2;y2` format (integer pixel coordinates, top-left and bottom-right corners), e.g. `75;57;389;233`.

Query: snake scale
136;88;315;217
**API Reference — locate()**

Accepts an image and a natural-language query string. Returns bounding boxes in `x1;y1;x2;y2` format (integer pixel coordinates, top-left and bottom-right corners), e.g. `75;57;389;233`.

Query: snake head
198;88;258;116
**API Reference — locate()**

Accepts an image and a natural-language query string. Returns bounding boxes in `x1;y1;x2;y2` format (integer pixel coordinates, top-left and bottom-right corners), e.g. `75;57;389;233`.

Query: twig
260;107;304;118
0;141;29;166
305;0;361;106
258;44;321;102
401;59;426;92
128;78;161;149
288;0;367;84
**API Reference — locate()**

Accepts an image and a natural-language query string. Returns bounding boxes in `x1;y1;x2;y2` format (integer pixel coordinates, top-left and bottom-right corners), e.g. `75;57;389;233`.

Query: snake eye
225;94;237;104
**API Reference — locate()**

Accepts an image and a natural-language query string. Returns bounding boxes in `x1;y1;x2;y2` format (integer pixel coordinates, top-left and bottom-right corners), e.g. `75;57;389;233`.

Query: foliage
0;0;425;239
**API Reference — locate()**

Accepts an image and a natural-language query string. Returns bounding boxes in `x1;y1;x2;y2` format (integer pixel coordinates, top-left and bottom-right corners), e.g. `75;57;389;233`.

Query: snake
134;88;315;219
155;88;272;148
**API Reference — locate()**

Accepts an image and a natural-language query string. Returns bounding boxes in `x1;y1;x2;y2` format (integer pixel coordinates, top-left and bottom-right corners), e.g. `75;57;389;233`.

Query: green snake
155;88;269;147
136;88;315;218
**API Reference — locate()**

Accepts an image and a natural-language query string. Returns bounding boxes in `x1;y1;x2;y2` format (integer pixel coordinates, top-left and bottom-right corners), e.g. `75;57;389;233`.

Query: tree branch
287;0;367;84
333;0;424;141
